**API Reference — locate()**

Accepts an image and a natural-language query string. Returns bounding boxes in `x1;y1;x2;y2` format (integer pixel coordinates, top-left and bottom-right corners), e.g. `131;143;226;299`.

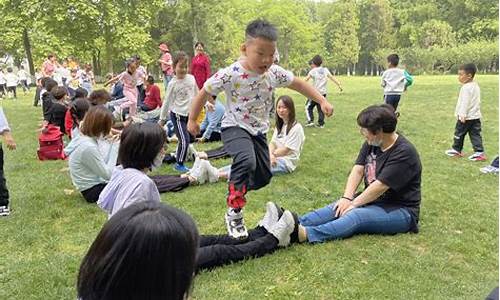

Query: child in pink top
105;59;138;117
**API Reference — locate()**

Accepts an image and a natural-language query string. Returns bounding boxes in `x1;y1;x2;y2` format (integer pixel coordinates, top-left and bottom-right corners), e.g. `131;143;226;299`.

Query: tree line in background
0;0;498;77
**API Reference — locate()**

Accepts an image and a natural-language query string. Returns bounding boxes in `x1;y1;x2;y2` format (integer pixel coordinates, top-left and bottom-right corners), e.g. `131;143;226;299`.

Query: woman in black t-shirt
285;104;423;243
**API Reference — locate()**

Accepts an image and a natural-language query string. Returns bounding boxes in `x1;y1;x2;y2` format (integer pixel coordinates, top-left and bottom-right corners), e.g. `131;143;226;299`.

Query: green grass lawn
0;75;498;299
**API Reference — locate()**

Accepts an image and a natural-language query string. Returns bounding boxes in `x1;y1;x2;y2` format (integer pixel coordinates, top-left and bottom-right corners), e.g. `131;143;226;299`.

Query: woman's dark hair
88;89;111;106
77;201;199;300
147;75;155;84
275;95;296;135
118;123;167;170
70;98;90;129
51;86;67;100
172;51;188;69
357;104;397;134
80;106;113;138
194;41;204;48
44;78;58;92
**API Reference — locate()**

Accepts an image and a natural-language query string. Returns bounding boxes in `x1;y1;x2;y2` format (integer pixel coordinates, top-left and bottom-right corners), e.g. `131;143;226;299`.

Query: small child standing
104;59;138;117
0;108;16;216
381;53;406;111
304;55;342;128
0;69;6;99
159;51;198;172
5;68;19;99
17;66;30;94
187;19;333;238
445;63;486;161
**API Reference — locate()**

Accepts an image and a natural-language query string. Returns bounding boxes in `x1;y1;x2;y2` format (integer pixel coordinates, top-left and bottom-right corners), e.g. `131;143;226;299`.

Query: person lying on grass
277;104;422;243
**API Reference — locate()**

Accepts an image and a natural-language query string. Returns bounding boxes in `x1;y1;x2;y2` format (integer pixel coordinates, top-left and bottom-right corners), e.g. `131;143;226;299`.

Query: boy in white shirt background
304;55;342;128
17;66;30;94
5;67;18;99
381;53;407;112
445;63;486;161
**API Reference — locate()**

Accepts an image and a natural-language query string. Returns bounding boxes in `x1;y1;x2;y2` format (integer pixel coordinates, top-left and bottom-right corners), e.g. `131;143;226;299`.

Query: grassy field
0;75;498;299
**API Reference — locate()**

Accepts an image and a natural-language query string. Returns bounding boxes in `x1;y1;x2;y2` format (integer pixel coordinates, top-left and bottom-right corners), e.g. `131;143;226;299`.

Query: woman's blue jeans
299;201;412;243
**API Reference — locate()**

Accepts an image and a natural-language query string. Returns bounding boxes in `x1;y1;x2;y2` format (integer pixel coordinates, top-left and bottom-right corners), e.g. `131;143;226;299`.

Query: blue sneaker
174;163;190;173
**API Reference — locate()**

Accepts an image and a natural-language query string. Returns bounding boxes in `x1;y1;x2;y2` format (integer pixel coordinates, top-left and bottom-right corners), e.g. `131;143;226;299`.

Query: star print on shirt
268;86;273;92
249;80;259;90
220;74;232;84
235;106;242;112
254;94;261;101
231;90;239;98
240;73;249;79
241;96;250;102
277;73;289;85
233;66;239;72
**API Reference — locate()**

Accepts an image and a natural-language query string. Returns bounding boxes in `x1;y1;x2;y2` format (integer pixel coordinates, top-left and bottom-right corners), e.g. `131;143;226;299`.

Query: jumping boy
445;63;486;161
304;55;342;128
187;19;333;238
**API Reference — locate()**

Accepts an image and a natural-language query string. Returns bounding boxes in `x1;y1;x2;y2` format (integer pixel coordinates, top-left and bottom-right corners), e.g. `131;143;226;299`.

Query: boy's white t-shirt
0;72;6;84
5;73;18;87
17;70;28;80
308;66;331;95
204;61;294;136
455;81;481;120
271;122;305;172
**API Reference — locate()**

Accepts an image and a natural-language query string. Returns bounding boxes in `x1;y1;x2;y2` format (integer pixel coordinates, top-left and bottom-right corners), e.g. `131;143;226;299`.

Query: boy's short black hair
44;79;58;92
245;19;278;42
7;67;12;72
118;123;167;170
459;63;477;78
173;51;188;69
52;86;67;100
387;54;399;66
73;87;89;100
357;104;397;134
147;75;155;84
312;55;323;66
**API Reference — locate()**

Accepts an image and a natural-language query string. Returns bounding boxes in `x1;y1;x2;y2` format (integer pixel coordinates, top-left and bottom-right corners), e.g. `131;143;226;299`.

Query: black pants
81;183;107;203
150;175;190;193
196;226;278;271
7;86;16;98
206;145;228;160
305;95;326;125
0;84;6;98
0;146;10;207
171;112;193;164
137;84;146;104
199;129;221;142
34;86;42;106
222;127;272;208
452;119;484;152
384;94;401;111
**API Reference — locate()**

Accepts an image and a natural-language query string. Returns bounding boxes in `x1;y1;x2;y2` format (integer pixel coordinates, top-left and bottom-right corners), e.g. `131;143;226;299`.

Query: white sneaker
201;160;219;183
268;210;295;247
188;144;198;161
188;158;208;184
480;165;499;174
0;205;10;216
258;202;283;232
445;149;463;157
225;208;248;239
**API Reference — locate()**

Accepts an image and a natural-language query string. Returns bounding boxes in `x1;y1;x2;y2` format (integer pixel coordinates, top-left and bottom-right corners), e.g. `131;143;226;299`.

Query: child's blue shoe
174;163;190;173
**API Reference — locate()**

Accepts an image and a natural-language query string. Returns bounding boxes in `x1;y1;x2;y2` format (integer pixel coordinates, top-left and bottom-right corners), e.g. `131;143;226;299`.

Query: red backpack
37;124;66;160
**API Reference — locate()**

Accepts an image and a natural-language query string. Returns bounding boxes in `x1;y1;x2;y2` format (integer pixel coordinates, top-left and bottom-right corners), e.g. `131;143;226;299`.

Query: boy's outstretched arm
328;74;343;92
288;78;334;116
187;89;210;136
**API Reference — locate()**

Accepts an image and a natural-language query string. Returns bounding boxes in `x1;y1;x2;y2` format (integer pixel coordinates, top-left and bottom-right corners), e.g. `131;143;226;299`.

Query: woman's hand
334;197;355;217
270;154;277;167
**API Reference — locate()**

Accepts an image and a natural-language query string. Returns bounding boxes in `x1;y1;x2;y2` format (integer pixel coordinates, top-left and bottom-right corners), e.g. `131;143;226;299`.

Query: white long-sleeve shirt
0;108;11;134
160;74;198;119
381;68;406;95
455;81;481;120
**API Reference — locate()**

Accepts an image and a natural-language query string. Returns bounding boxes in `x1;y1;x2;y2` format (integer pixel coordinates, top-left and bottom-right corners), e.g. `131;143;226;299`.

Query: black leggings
81;183;107;203
196;226;279;271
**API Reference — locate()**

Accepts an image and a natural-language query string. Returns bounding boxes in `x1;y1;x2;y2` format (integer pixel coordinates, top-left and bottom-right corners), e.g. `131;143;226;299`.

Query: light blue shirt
200;100;225;140
68;136;116;191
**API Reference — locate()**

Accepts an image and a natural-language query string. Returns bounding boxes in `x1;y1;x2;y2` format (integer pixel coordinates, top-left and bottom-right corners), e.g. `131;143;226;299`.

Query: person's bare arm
288;78;333;116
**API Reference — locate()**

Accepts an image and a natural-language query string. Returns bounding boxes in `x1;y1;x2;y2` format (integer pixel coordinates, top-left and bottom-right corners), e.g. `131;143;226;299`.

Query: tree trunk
104;25;113;73
370;62;374;76
347;65;351;76
353;62;356;76
364;63;368;76
22;28;35;76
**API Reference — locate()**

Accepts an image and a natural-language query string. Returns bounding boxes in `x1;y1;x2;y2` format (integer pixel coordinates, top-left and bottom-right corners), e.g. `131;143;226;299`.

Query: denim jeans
299;201;412;243
163;74;172;93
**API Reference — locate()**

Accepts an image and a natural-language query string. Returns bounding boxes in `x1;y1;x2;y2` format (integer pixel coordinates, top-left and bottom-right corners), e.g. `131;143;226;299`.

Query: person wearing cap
158;43;173;93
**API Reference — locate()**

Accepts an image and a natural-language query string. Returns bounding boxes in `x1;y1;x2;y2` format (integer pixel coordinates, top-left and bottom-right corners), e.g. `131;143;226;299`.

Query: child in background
140;75;162;111
0;108;16;216
68;69;80;97
44;86;69;134
381;53;406;112
5;67;18;99
97;122;167;218
198;99;225;142
304;55;342;128
133;55;147;105
17;66;30;94
445;63;486;161
159;51;198;173
187;19;333;238
0;69;6;99
80;64;95;94
104;59;138;117
41;78;59;121
60;60;71;88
